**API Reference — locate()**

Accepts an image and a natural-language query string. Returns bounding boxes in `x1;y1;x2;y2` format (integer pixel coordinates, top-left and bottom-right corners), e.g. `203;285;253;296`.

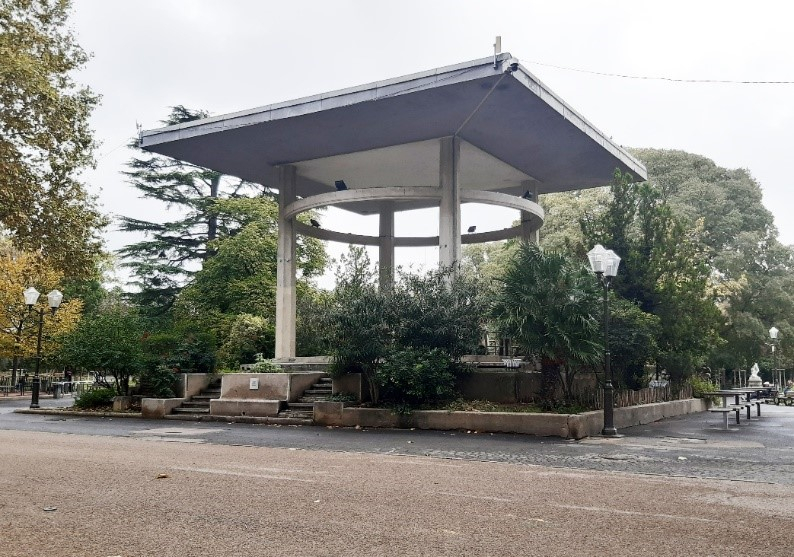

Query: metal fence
573;384;694;410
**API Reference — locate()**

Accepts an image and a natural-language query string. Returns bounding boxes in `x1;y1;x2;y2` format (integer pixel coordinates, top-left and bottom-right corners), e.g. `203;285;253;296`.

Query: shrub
249;353;280;373
688;375;719;399
138;365;178;398
376;348;459;407
74;387;117;409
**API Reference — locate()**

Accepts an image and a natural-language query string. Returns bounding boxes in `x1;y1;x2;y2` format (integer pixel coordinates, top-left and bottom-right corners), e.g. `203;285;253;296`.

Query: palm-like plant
491;242;603;405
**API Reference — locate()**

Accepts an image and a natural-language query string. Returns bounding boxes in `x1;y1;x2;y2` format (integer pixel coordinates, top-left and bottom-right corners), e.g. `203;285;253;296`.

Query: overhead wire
525;60;794;85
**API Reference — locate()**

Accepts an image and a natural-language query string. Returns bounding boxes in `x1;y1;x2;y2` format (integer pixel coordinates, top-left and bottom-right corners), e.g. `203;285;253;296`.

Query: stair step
182;401;210;408
172;407;210;414
192;394;220;401
305;388;331;395
287;402;314;409
278;410;314;420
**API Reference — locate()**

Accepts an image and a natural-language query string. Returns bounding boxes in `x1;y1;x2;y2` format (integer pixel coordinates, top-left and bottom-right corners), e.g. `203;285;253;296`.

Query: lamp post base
30;376;40;409
601;426;619;437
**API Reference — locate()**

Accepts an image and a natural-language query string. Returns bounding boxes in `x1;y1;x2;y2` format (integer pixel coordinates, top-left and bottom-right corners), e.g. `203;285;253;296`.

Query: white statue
748;362;762;387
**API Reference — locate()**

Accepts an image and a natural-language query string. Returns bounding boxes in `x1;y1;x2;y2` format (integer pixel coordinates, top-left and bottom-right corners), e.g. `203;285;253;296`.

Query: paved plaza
1;396;793;556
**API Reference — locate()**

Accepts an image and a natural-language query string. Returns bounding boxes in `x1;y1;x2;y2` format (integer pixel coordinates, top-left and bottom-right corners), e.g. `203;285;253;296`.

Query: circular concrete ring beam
288;187;544;246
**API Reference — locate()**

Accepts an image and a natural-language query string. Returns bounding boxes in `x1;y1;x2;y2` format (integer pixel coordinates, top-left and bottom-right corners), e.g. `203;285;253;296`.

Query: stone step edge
164;414;312;426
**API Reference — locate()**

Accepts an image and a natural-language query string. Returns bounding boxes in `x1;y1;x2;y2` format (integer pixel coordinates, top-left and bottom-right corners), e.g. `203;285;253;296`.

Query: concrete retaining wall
175;373;213;399
209;372;324;417
210;399;281;417
142;398;185;418
314;398;708;439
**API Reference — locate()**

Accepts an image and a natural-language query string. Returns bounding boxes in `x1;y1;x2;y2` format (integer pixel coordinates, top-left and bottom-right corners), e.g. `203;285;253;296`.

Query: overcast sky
69;0;794;286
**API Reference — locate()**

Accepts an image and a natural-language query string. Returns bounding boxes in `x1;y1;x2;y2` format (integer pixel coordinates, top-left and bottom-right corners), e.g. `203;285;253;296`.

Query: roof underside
140;53;646;215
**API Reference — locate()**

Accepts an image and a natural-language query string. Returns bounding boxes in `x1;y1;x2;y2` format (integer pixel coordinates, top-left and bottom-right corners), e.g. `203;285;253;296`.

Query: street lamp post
587;244;622;437
23;287;63;409
769;326;780;389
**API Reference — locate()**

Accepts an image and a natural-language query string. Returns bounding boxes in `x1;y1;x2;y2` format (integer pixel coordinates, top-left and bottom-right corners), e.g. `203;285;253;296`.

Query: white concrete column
520;181;541;244
378;201;395;290
275;165;297;359
439;136;461;275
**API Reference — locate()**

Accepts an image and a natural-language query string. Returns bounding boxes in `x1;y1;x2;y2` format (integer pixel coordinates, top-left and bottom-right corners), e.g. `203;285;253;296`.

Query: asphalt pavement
2;393;793;485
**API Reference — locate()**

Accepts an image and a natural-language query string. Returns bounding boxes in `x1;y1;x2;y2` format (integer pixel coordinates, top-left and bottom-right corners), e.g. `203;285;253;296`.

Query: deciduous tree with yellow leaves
0;247;82;385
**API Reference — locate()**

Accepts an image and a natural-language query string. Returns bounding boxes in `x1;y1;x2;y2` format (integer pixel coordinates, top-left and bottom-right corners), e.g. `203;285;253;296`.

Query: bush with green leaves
376;348;459;407
325;247;485;404
138;365;178;398
74;387;117;409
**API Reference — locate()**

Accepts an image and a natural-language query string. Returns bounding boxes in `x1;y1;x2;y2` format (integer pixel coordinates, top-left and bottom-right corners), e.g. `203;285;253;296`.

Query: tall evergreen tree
119;106;269;313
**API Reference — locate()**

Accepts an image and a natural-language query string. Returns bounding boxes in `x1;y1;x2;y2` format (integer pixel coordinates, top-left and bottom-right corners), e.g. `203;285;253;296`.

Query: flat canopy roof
140;53;646;215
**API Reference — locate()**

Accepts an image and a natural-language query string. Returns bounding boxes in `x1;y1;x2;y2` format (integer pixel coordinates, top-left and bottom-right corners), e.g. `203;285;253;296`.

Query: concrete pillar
378;201;395;290
275;165;297;359
520;180;541;244
439;136;461;275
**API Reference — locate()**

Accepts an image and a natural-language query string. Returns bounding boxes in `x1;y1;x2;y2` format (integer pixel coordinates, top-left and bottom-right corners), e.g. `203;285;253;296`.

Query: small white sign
249;378;259;390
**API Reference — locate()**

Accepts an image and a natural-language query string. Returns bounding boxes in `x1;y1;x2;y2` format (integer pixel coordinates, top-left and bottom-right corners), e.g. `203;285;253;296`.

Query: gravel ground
1;427;793;557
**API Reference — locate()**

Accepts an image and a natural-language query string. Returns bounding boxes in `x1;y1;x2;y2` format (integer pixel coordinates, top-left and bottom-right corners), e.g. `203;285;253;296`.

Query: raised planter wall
142;398;186;418
314;398;709;439
208;372;325;417
174;373;213;399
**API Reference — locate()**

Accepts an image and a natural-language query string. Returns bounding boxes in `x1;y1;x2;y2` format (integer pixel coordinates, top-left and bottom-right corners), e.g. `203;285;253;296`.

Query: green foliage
491;242;603;366
390;267;485;359
217;313;274;367
687;374;719;399
490;242;603;407
249;353;280;372
74;387;116;409
609;298;660;389
138;365;178;398
58;301;145;395
0;0;107;278
296;289;333;357
581;169;722;385
376;348;459;407
326;246;485;404
141;326;216;374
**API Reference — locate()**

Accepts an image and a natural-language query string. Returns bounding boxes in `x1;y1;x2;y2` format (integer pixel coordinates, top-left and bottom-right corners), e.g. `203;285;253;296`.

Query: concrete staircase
166;379;221;420
277;376;333;421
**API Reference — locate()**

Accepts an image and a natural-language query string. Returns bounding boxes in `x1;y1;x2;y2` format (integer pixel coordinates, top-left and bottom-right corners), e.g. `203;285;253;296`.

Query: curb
14;409;143;419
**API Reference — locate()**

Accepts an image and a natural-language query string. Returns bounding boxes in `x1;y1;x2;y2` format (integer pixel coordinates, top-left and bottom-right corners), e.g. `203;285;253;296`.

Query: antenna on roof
493;36;502;69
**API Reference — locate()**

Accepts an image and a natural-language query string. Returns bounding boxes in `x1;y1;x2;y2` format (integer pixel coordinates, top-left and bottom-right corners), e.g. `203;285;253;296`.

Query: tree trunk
539;358;561;409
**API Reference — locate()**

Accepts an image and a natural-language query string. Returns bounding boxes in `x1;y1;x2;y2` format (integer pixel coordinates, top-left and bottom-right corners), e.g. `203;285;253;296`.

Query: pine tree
118;106;269;313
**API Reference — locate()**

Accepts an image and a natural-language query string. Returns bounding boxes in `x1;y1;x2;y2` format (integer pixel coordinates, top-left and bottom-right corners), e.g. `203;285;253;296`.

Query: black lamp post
769;326;780;389
587;244;621;437
23;287;63;409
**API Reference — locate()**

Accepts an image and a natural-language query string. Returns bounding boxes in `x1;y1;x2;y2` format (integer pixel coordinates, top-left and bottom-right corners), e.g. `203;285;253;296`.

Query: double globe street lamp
587;244;622;437
22;287;63;409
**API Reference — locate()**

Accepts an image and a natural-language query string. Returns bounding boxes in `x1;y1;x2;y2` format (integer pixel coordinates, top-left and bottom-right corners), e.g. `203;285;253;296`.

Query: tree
490;242;603;406
1;0;107;278
58;299;145;395
119;106;269;313
581;170;722;385
0;248;82;386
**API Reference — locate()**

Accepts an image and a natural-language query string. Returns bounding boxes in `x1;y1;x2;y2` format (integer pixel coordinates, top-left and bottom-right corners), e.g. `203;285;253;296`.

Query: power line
526;60;794;85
